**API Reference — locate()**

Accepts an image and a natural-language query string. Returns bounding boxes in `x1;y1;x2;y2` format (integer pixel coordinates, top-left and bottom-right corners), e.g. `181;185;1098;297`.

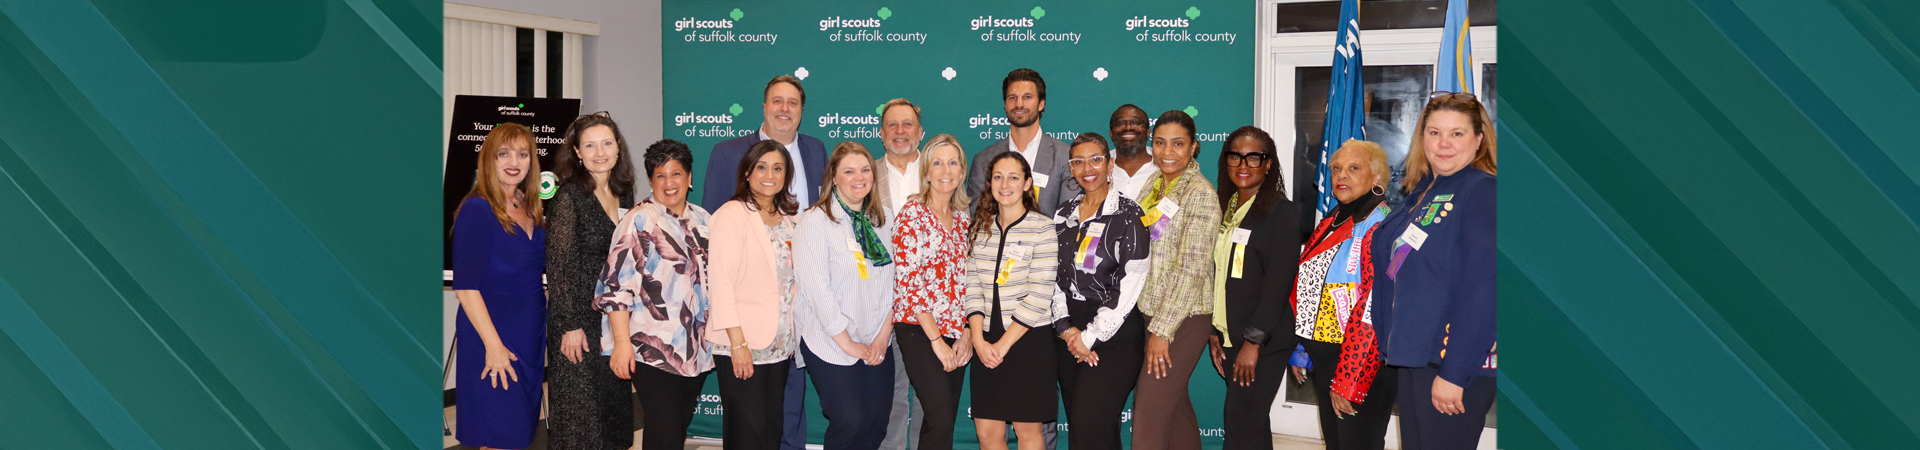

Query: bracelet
731;342;749;350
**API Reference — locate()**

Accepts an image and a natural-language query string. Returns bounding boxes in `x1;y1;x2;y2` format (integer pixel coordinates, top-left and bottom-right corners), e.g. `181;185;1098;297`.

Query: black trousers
802;341;895;450
715;355;791;450
1303;339;1397;450
1220;341;1288;450
630;364;711;450
895;324;968;450
1396;365;1494;450
1056;313;1144;450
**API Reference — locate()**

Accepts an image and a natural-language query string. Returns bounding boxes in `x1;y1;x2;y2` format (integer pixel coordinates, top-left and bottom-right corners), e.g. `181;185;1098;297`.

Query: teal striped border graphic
0;0;441;448
1502;0;1920;447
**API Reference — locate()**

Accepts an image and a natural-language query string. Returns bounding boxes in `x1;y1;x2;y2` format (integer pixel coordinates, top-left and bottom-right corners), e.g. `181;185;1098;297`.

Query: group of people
450;68;1496;450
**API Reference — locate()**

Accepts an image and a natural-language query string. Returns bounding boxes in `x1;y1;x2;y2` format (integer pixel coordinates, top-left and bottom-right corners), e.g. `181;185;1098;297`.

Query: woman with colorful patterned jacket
1292;138;1395;450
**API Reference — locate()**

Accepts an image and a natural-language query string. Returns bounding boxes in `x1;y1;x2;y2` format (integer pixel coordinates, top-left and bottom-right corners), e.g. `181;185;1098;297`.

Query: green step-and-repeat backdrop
663;1;1255;448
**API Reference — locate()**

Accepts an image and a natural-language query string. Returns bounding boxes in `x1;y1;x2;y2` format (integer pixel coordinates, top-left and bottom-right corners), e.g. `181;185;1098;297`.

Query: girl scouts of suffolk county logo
677;9;777;44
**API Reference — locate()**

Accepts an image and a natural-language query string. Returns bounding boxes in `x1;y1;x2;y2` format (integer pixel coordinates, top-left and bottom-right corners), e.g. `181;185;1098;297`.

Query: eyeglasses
1111;118;1148;128
1067;155;1110;168
1224;152;1268;167
1430;91;1477;100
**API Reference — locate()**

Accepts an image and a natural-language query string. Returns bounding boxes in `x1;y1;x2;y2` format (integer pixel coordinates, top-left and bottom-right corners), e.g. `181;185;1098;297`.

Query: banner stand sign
442;95;581;272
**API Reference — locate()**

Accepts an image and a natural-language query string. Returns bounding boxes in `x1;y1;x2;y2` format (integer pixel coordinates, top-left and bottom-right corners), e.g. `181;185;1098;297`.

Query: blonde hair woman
888;134;976;450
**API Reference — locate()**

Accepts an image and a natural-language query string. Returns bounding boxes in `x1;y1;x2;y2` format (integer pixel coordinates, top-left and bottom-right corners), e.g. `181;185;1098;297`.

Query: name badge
1230;227;1251;245
847;238;870;279
1400;225;1429;251
1032;173;1050;189
1078;222;1106;270
996;247;1027;285
1156;198;1181;218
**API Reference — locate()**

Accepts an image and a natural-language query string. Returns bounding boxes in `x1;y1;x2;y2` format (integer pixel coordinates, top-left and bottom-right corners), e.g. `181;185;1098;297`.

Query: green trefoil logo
728;104;744;116
877;7;892;20
1183;106;1200;118
1186;7;1201;19
730;8;744;20
1030;6;1045;19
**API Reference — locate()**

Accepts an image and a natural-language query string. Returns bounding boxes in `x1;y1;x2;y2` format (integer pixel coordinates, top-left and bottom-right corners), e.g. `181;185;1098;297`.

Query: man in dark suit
697;74;827;450
700;74;829;213
967;68;1077;217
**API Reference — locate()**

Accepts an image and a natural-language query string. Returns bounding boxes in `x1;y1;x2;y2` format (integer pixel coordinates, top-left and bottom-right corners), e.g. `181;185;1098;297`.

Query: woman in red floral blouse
888;134;975;450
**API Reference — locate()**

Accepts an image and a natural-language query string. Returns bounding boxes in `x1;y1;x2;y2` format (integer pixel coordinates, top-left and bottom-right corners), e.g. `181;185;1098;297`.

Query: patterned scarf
839;195;893;266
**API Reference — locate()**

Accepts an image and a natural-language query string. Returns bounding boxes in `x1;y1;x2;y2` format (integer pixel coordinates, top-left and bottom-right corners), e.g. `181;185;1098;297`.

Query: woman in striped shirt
964;152;1060;450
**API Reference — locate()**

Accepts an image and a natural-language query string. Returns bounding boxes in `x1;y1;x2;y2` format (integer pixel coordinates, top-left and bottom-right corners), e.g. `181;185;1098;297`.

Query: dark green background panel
0;0;441;448
1502;0;1920;448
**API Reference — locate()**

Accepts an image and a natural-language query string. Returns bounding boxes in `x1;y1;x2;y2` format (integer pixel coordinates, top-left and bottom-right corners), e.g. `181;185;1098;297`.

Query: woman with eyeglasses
451;123;545;450
1291;138;1395;450
963;151;1059;450
1130;110;1223;450
1049;133;1151;450
595;139;714;450
706;140;804;450
888;134;975;450
1372;92;1496;450
544;112;637;450
795;142;899;450
1203;126;1300;450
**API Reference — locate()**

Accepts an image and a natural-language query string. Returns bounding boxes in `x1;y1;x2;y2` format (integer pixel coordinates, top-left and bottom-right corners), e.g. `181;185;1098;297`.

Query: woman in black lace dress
545;113;638;450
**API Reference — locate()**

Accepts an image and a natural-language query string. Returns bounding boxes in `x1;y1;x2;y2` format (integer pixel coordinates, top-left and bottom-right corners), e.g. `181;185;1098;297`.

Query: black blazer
700;131;828;212
1217;196;1302;356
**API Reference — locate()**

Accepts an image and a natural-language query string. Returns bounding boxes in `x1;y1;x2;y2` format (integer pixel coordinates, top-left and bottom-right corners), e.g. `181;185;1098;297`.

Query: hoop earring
1371;184;1386;196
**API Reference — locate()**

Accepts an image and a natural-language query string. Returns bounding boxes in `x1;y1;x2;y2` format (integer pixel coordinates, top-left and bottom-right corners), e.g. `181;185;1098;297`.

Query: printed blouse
890;199;972;339
1050;191;1151;349
594;198;714;377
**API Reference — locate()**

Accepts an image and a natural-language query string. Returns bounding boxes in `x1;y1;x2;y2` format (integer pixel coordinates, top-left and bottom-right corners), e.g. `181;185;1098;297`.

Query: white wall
452;0;664;149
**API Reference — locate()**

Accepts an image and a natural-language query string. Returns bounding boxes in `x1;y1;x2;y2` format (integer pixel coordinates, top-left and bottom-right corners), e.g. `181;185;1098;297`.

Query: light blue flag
1436;0;1474;93
1318;0;1364;216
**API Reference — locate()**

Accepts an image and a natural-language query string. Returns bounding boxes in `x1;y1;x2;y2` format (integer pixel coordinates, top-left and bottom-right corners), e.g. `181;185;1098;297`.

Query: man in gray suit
967;68;1077;217
963;68;1072;449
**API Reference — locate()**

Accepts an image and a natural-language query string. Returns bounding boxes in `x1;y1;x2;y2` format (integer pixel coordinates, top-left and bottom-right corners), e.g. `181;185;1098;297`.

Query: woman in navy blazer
1369;92;1496;450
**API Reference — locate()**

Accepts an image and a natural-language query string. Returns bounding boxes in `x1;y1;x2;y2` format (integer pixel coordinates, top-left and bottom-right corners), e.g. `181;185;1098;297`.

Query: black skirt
968;317;1059;423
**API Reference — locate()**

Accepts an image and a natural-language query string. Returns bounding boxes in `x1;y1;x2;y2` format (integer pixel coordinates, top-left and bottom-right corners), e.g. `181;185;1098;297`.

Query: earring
1371;184;1386;195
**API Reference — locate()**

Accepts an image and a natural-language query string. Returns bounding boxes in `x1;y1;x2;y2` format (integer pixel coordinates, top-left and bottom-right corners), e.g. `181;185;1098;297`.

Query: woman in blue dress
451;123;547;450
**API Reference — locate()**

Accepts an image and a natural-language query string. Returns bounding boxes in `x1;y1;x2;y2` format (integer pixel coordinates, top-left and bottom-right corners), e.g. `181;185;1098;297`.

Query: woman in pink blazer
707;140;805;450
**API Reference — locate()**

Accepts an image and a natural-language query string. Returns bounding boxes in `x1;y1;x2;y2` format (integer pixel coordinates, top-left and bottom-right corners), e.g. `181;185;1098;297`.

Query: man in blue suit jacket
697;74;827;450
701;74;828;213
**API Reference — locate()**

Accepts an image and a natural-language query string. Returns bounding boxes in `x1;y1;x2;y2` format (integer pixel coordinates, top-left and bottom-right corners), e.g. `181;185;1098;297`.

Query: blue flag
1436;0;1474;93
1318;0;1363;216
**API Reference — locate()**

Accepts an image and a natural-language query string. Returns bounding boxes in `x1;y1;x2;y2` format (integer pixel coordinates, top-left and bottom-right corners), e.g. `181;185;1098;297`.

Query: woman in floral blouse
595;139;713;450
1050;133;1152;450
888;134;975;450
